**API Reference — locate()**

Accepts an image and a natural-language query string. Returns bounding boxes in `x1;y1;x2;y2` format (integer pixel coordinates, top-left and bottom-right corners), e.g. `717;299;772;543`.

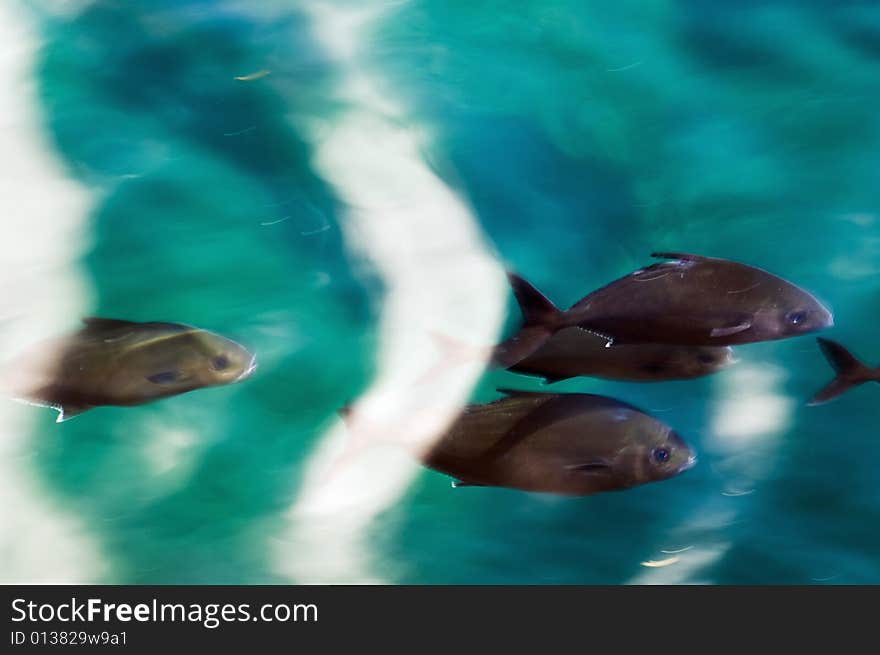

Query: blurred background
1;0;878;584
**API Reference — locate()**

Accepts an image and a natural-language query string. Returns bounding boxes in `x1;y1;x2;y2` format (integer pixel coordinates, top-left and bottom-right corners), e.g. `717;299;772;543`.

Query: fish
421;389;696;496
0;318;257;421
807;337;880;406
509;327;735;383
493;253;833;367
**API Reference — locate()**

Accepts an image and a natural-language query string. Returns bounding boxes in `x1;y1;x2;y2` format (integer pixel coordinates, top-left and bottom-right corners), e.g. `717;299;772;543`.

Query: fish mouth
817;300;835;329
680;453;698;473
235;356;258;382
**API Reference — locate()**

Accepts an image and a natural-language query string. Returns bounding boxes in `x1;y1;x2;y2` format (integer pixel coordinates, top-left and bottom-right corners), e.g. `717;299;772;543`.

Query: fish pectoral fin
56;404;93;423
565;460;612;473
146;370;181;384
710;321;752;338
451;479;486;488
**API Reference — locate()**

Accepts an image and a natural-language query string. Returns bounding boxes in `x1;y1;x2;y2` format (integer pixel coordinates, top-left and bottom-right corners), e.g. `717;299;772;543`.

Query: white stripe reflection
0;2;104;583
273;2;506;583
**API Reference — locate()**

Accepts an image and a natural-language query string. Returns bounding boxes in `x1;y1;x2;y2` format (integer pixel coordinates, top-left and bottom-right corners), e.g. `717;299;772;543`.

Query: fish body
1;318;256;420
509;327;734;383
566;253;833;345
494;253;833;367
422;390;696;495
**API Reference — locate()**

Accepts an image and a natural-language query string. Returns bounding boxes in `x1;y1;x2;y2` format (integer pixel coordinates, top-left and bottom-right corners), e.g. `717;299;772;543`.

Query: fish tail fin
807;378;862;406
816;338;868;376
807;338;872;406
506;272;563;327
492;273;565;369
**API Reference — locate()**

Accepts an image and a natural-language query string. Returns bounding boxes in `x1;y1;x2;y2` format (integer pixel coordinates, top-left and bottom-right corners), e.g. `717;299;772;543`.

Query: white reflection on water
708;362;794;482
0;1;104;583
273;1;506;583
630;361;794;584
630;541;731;585
829;213;880;280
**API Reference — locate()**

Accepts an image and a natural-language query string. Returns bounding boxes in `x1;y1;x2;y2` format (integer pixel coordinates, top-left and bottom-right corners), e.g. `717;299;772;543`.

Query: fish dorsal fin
82;317;140;329
496;388;644;412
630;263;681;282
83;317;192;332
650;252;710;262
56;404;93;422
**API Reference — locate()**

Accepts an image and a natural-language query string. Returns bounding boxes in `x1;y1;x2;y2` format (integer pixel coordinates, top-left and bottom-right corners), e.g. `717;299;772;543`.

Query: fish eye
212;355;230;371
697;353;715;364
786;310;808;326
652;447;671;464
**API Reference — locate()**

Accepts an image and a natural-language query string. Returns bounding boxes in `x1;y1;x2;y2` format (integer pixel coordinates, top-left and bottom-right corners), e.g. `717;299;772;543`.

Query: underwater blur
1;0;878;584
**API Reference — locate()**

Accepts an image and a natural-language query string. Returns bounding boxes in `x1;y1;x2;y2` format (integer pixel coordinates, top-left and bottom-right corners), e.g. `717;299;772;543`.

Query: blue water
2;0;878;584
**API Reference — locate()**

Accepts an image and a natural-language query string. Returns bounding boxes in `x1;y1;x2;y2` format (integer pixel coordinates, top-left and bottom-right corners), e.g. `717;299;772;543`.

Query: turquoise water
3;0;879;584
